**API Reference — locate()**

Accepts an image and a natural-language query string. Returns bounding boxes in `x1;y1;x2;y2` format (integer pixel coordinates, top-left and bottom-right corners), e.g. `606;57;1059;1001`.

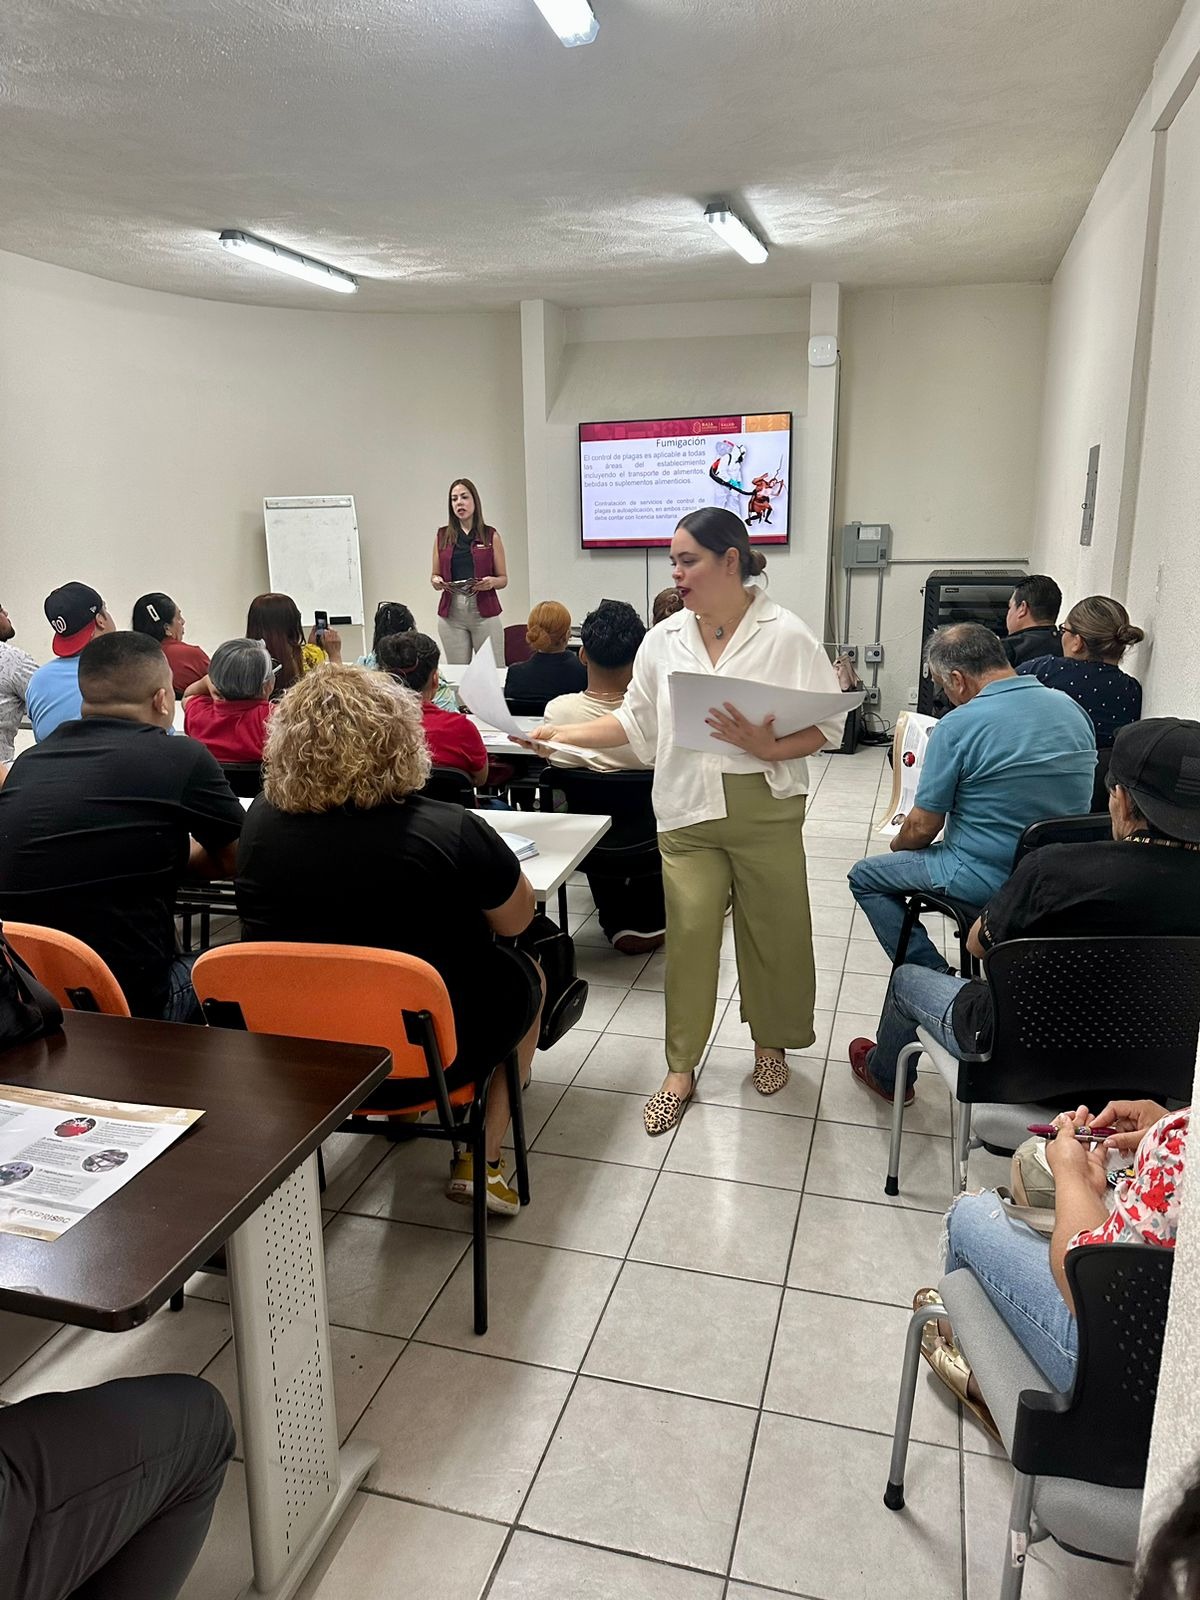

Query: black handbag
0;928;63;1048
516;912;588;1050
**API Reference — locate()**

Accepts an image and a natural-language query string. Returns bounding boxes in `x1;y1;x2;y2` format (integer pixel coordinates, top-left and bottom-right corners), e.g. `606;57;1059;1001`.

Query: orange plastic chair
3;923;131;1016
190;941;530;1334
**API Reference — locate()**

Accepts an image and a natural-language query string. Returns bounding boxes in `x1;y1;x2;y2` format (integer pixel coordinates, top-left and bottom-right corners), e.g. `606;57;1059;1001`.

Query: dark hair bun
1118;623;1146;647
747;548;768;577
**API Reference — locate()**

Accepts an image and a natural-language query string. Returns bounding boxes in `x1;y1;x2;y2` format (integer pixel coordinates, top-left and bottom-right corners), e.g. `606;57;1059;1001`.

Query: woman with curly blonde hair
502;600;586;713
235;665;543;1214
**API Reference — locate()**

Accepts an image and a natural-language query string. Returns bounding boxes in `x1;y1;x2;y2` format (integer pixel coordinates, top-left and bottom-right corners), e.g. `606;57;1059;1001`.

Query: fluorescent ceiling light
703;202;768;265
533;0;598;47
217;229;358;294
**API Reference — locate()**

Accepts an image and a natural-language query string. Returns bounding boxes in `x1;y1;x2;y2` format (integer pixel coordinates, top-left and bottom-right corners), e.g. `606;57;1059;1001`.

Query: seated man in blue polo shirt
847;622;1096;972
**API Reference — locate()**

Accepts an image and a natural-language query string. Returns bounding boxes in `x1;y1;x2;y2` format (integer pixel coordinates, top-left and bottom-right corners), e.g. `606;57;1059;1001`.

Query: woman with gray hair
182;637;274;763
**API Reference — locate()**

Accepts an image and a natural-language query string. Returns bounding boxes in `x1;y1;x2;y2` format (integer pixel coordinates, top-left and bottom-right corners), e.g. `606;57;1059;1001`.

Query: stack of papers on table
502;834;539;861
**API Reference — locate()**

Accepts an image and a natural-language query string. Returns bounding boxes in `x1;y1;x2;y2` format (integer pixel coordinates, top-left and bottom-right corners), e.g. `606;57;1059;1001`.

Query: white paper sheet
0;1084;203;1242
667;672;861;758
455;640;527;736
875;710;939;837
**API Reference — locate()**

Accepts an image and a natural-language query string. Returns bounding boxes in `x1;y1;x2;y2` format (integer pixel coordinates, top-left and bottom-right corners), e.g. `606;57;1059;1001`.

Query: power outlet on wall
864;686;881;706
906;685;919;706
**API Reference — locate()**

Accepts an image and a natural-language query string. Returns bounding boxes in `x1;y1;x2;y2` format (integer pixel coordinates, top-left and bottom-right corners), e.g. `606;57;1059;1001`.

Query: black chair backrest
540;768;658;857
1014;1243;1173;1489
505;693;549;718
1013;812;1112;866
959;936;1200;1105
220;760;264;798
420;766;476;808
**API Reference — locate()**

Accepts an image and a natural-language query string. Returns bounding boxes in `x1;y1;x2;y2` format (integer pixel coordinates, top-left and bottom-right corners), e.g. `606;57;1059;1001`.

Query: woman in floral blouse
917;1098;1187;1434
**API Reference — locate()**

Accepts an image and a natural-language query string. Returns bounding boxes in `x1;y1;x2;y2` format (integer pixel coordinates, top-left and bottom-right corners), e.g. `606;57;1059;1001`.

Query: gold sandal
916;1315;1002;1444
643;1078;693;1136
752;1052;790;1096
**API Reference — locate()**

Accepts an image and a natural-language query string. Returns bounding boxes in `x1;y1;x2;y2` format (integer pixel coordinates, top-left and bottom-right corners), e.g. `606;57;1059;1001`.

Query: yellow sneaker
446;1152;521;1216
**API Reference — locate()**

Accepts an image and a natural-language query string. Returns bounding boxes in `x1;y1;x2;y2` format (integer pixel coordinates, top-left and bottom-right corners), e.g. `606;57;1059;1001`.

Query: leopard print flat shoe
752;1053;790;1096
643;1078;693;1136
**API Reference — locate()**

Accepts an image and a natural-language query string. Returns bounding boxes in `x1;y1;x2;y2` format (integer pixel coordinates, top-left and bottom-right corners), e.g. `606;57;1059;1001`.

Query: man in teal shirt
848;623;1096;971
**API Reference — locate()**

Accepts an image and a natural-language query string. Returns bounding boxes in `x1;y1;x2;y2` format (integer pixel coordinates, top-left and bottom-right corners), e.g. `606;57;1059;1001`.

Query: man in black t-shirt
0;632;244;1021
1001;574;1064;668
849;717;1200;1104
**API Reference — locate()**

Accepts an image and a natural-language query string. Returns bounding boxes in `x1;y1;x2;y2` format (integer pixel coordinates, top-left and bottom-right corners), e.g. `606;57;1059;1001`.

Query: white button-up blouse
614;588;847;833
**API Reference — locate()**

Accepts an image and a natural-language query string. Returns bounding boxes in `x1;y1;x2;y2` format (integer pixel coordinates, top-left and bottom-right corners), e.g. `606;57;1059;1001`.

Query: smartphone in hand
314;608;329;641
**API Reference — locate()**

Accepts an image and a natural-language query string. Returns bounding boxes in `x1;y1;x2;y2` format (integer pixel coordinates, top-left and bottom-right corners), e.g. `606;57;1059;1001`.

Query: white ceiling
1;0;1182;311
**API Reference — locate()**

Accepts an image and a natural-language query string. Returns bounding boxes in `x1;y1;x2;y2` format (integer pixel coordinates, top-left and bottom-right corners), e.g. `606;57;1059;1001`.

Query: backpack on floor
517;912;588;1050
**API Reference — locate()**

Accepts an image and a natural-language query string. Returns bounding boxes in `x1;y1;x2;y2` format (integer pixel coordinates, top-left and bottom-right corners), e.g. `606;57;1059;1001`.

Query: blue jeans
163;955;202;1025
847;851;955;971
946;1191;1078;1393
867;963;971;1092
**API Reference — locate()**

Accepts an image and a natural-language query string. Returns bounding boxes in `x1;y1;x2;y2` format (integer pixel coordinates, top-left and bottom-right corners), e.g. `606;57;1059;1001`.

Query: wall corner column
520;299;567;612
803;282;841;641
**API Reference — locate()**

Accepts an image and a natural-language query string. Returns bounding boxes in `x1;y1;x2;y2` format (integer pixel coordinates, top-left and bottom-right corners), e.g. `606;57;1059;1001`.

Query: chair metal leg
891;898;921;971
317;1145;327;1194
506;1051;530;1207
471;1112;489;1336
885;1302;942;1509
886;1041;922;1196
999;1470;1037;1600
954;1101;972;1192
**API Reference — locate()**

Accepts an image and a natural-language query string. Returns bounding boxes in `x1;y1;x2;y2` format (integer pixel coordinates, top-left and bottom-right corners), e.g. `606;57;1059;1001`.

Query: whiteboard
263;495;365;625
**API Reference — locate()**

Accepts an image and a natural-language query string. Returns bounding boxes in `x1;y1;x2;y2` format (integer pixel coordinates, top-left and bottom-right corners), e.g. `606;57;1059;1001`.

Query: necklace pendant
715;625;725;639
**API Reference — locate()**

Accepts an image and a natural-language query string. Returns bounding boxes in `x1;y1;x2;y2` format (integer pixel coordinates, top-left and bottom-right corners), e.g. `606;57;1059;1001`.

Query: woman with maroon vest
431;478;507;664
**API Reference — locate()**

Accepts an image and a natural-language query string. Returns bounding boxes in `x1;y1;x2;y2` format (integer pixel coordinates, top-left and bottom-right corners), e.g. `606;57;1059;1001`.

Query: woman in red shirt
183;638;274;763
376;632;488;785
132;593;210;695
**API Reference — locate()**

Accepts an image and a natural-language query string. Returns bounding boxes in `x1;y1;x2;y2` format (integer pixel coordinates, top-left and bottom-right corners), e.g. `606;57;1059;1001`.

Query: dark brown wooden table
0;1010;393;1599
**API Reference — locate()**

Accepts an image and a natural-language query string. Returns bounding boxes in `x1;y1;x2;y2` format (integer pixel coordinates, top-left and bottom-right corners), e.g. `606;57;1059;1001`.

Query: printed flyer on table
0;1084;203;1241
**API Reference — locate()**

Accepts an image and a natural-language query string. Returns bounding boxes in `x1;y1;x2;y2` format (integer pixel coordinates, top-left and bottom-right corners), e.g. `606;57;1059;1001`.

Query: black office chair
419;766;477;807
891;888;981;978
219;760;264;798
888;1244;1173;1600
504;692;551;718
892;809;1110;976
1092;745;1114;814
1012;811;1111;866
885;935;1200;1194
539;768;662;935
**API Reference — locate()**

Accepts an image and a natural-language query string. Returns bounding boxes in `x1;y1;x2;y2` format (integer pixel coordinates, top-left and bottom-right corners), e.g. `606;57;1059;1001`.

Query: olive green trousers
658;773;818;1075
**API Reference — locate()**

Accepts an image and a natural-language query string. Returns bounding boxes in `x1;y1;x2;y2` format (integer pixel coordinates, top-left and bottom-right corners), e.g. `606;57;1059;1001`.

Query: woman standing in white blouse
532;507;846;1135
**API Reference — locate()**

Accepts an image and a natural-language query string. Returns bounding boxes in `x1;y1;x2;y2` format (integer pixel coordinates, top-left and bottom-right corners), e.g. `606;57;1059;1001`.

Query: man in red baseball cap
24;583;114;740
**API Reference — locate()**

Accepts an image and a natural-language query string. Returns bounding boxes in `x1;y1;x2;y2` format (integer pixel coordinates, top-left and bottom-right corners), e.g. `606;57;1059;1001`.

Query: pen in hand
1027;1123;1117;1142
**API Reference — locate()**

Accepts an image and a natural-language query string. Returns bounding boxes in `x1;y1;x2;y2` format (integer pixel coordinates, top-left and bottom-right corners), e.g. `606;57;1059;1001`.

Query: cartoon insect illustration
745;468;786;526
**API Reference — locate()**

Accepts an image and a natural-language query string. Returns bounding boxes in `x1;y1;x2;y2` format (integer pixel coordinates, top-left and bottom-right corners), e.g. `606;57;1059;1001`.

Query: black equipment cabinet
917;569;1025;717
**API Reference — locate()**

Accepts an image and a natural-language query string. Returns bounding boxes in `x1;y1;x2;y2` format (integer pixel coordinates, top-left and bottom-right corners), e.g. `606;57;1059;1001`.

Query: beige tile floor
0;747;1136;1599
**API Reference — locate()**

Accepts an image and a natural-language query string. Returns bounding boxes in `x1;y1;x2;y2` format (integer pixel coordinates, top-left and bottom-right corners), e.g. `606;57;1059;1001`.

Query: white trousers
437;592;505;664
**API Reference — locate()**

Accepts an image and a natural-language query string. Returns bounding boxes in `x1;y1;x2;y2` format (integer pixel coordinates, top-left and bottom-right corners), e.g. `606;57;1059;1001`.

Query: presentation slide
580;413;791;549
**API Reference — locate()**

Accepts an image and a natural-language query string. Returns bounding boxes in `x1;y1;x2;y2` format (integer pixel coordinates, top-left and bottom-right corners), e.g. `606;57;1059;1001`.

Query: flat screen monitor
579;412;792;550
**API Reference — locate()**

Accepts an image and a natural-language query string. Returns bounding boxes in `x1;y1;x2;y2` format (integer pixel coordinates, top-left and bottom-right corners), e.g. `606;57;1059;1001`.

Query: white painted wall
521;296;819;640
836;285;1051;723
1121;80;1200;721
1025;0;1200;1546
0;249;528;662
1027;92;1157;601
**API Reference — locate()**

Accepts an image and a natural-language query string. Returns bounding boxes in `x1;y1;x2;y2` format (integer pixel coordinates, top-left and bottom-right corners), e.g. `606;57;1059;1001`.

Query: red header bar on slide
580;416;743;443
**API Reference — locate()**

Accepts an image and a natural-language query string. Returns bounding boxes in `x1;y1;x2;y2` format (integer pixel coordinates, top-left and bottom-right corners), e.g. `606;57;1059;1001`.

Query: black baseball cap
44;582;104;657
1108;718;1200;843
